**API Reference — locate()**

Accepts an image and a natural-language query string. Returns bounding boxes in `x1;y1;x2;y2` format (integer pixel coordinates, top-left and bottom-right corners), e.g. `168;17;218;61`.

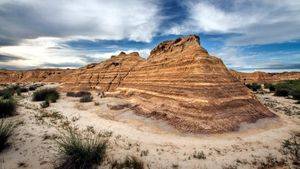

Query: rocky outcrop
230;70;300;84
0;35;278;134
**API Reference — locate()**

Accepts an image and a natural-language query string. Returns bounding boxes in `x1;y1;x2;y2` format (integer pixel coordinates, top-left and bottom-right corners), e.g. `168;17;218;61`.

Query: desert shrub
0;120;15;152
112;156;144;169
265;83;276;92
66;91;91;97
15;86;29;95
291;88;300;101
0;89;13;99
66;92;75;97
32;88;59;102
282;133;300;166
275;88;290;97
79;95;93;103
40;100;50;108
246;83;261;91
29;85;38;91
0;85;19;99
274;80;300;100
193;150;206;159
46;93;59;103
19;87;29;93
0;98;16;118
56;129;107;169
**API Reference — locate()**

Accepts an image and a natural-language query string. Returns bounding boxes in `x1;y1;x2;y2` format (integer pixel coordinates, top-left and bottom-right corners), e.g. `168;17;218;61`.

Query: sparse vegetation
0;85;20;99
0;98;16;118
29;84;38;91
0;88;14;99
282;133;300;166
140;150;149;157
193;150;206;159
257;154;286;169
79;95;93;103
0;120;15;152
264;83;276;92
275;88;289;97
112;156;144;169
273;80;300;101
56;129;107;169
32;88;59;102
246;83;261;91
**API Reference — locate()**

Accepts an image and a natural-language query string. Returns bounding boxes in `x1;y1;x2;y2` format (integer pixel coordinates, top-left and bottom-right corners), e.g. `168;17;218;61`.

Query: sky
0;0;299;72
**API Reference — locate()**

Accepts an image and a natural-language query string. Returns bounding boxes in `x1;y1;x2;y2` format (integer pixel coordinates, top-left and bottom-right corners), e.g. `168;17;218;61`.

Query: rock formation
230;70;300;84
0;35;280;134
60;35;276;134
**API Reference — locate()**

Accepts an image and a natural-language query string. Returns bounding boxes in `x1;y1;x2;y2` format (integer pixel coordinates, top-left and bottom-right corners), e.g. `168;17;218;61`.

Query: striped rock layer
0;69;72;84
61;35;276;134
230;70;300;84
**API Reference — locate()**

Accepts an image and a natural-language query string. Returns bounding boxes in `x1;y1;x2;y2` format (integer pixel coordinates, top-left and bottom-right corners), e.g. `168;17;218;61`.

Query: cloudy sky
0;0;299;72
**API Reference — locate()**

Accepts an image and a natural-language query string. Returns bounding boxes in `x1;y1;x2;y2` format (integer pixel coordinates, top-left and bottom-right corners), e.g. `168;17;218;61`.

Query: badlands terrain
0;35;299;169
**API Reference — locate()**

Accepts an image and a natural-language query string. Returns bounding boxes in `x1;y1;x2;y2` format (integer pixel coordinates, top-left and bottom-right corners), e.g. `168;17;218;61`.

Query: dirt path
0;91;299;169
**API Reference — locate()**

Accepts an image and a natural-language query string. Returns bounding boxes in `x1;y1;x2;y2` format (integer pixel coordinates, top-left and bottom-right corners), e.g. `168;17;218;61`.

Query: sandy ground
0;88;299;169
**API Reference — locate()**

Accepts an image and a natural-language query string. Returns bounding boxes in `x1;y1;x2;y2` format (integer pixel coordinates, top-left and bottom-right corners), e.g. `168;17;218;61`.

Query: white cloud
0;0;158;69
0;37;151;69
169;0;300;46
0;0;161;42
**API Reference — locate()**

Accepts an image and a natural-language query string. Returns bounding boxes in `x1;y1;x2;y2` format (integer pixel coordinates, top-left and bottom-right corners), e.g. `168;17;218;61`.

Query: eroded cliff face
230;70;300;84
0;35;278;134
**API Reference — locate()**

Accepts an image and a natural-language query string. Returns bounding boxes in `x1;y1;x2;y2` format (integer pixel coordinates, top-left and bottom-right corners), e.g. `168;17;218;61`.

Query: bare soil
0;88;299;169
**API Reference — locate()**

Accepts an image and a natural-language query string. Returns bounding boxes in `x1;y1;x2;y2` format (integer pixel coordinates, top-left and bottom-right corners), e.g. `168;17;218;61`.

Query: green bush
246;83;261;91
0;87;15;99
0;98;16;118
79;95;93;103
275;89;289;97
56;129;107;169
291;88;300;100
265;83;276;92
32;88;59;102
29;85;38;91
112;156;144;169
0;120;15;152
19;87;29;93
273;80;300;100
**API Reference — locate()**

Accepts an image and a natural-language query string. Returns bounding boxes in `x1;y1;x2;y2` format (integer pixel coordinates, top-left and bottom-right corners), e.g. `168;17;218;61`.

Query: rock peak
150;35;202;56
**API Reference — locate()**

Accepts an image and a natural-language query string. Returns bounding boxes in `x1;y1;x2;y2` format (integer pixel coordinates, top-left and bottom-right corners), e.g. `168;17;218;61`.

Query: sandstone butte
1;35;290;134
